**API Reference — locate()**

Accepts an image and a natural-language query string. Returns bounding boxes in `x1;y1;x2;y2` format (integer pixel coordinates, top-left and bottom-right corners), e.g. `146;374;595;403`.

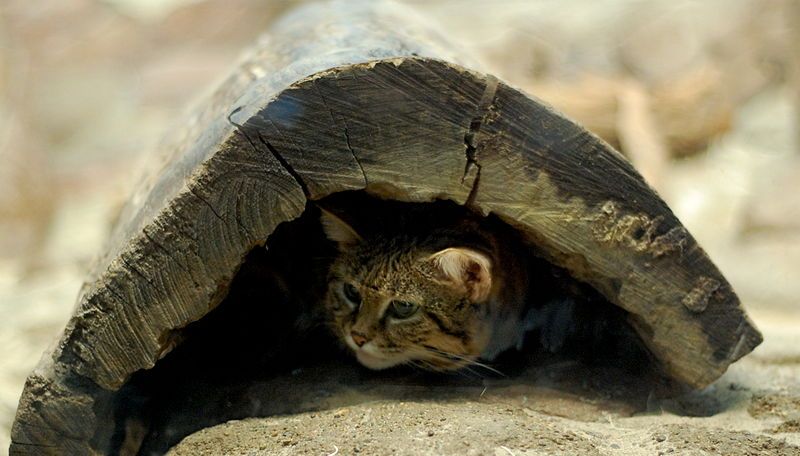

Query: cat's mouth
343;331;406;369
353;348;406;370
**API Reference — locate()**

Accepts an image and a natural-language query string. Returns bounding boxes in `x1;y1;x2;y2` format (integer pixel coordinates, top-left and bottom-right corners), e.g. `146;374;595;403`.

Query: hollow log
10;1;762;454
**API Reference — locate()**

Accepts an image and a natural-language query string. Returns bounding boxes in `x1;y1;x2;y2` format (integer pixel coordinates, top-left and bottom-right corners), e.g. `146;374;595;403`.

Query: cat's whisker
404;348;477;379
405;349;452;372
408;359;439;373
420;346;507;377
420;360;440;372
463;360;506;378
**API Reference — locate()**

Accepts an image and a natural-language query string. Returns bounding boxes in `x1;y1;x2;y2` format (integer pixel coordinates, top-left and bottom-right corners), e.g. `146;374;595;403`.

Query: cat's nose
351;331;368;347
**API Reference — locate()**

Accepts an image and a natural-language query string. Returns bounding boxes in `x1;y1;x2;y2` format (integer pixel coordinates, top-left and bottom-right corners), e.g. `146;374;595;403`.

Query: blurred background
1;0;798;452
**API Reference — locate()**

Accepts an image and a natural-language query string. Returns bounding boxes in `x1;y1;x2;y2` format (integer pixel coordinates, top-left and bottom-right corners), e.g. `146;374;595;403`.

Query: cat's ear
319;208;363;249
429;248;492;302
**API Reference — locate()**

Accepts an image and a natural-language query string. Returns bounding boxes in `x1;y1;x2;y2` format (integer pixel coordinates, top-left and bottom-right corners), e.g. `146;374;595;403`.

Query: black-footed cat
319;199;532;372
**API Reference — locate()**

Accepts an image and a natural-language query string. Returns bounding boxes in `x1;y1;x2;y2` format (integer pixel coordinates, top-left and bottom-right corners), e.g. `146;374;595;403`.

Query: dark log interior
109;192;655;455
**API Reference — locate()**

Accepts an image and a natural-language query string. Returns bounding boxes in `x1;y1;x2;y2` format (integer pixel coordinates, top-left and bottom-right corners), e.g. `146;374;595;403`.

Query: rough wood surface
11;1;762;454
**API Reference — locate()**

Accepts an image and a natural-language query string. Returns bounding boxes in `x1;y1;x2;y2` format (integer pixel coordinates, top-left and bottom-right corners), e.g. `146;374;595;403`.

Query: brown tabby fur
319;198;530;372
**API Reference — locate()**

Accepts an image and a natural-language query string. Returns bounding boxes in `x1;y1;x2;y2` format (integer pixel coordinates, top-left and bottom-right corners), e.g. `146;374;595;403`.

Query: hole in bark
109;191;657;455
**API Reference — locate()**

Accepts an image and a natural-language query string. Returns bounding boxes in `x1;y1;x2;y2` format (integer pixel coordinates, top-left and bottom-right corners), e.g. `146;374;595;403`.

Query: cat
318;198;532;372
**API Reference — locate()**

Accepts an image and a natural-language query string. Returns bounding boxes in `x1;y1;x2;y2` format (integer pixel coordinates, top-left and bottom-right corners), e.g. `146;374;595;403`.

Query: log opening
109;192;654;454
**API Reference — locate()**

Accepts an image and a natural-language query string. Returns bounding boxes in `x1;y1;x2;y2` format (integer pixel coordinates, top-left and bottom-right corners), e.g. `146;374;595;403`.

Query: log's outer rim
11;55;763;451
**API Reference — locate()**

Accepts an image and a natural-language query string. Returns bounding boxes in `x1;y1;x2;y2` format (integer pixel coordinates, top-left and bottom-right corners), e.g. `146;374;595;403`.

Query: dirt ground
168;328;800;455
2;1;799;455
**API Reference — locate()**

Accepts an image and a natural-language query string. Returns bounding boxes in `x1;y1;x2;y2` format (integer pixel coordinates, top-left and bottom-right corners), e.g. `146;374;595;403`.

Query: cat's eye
389;300;419;319
342;282;362;307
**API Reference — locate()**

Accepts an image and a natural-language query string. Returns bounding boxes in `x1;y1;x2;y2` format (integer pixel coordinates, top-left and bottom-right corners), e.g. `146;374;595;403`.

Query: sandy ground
165;306;800;455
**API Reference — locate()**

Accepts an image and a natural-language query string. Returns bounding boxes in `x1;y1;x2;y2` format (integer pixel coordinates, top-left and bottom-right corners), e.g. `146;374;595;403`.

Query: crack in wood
188;187;224;223
227;108;263;159
313;80;369;187
462;75;499;207
102;283;127;308
230;107;313;199
188;182;259;250
185;183;254;242
342;121;367;186
225;111;290;239
119;255;157;290
228;107;310;217
256;132;311;198
141;229;198;285
464;164;482;208
10;441;60;448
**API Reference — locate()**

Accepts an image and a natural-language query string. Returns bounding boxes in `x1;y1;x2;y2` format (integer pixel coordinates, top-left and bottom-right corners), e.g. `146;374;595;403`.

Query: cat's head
320;208;495;371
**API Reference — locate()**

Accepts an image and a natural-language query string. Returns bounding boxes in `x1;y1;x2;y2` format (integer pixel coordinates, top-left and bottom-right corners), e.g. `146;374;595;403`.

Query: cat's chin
354;350;402;370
